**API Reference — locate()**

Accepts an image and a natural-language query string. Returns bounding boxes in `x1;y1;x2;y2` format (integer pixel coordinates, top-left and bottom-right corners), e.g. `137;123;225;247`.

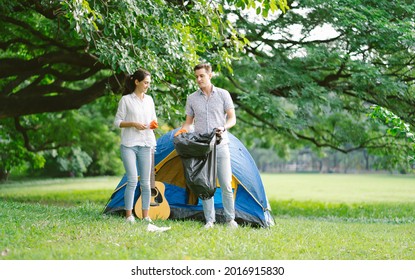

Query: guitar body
134;181;170;220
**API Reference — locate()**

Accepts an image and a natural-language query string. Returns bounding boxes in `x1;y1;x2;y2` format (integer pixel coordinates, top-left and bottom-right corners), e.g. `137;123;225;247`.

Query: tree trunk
0;169;10;182
363;150;370;171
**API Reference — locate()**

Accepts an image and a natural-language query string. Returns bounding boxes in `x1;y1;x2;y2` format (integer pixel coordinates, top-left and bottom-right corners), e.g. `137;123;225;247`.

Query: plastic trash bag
174;129;219;200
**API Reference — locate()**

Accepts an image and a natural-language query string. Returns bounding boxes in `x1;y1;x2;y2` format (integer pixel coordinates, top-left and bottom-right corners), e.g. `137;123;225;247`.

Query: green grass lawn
262;173;415;203
1;174;415;260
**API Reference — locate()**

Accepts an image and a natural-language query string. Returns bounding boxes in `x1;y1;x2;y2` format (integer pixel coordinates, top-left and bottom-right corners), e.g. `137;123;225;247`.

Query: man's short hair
194;63;212;73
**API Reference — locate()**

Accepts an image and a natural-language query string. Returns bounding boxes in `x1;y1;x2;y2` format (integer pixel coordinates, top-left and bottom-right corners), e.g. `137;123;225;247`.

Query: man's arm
216;108;236;135
182;115;194;132
174;115;194;136
223;108;236;131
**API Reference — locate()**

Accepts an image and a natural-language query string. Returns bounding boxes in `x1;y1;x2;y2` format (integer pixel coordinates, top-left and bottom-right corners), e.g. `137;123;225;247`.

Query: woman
114;68;158;223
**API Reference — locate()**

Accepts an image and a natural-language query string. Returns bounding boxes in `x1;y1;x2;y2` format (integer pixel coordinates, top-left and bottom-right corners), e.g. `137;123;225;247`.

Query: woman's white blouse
114;93;157;147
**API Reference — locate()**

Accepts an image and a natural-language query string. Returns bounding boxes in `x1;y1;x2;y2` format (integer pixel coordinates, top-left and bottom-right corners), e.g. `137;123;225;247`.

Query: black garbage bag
174;129;220;200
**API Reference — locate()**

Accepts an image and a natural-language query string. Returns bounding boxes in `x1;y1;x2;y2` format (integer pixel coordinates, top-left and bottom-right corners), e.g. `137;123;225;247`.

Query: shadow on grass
270;200;415;224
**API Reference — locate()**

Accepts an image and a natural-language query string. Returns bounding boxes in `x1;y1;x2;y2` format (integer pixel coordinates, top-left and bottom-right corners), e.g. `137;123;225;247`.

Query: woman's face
135;75;151;93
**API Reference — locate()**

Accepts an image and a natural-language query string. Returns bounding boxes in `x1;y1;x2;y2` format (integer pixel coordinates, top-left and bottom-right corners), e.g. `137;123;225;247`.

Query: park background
1;0;415;260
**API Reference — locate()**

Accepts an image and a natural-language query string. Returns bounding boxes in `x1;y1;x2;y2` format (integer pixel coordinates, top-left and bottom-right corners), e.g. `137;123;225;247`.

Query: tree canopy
221;0;415;168
1;0;414;179
0;0;287;118
0;0;288;179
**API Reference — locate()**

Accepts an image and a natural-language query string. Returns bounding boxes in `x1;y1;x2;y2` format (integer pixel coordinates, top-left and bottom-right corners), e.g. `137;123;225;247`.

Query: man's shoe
204;221;214;229
227;220;238;228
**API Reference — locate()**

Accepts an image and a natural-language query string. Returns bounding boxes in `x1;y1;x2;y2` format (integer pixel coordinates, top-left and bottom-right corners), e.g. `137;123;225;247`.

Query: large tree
219;0;415;169
0;0;287;119
0;0;117;118
1;0;414;179
0;0;288;179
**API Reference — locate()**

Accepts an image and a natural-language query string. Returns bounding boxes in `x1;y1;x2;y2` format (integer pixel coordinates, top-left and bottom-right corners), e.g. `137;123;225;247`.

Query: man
176;63;238;229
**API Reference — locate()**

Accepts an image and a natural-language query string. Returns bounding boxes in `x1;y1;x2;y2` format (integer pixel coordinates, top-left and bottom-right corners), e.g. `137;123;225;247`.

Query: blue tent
103;129;274;228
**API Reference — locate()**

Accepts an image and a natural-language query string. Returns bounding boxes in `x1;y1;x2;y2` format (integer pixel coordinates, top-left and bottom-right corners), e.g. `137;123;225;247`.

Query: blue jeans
202;144;235;223
120;145;152;211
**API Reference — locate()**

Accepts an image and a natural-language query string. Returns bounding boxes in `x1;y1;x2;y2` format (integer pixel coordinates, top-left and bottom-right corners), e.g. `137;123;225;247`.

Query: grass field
1;174;415;260
262;173;415;203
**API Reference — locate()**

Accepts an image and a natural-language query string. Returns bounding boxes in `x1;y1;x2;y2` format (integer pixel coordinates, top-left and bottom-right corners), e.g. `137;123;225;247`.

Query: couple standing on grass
113;63;238;229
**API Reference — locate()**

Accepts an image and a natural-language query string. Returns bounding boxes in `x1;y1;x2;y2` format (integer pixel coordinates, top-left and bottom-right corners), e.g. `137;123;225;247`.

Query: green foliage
0;96;124;179
0;119;46;181
75;96;124;176
1;0;414;177
369;105;415;164
0;0;289;179
55;147;92;177
63;0;242;77
220;0;415;171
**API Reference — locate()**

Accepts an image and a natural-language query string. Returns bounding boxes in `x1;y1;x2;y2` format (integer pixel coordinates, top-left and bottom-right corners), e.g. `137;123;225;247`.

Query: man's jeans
202;144;235;223
120;145;152;211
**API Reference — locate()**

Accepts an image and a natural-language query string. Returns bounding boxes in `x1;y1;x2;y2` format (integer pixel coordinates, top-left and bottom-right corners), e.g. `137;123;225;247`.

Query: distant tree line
249;147;412;174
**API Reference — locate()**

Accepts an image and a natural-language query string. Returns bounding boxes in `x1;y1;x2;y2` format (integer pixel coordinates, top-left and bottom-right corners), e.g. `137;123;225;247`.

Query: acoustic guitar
134;148;170;220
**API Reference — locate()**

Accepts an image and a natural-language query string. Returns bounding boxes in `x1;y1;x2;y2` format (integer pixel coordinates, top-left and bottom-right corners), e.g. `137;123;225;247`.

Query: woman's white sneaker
126;215;135;223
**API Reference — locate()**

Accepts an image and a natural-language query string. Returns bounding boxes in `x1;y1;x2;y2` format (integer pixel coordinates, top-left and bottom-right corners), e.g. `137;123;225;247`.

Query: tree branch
0;73;124;119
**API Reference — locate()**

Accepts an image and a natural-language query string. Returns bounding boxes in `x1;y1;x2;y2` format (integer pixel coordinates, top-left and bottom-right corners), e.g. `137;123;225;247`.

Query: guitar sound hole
151;188;163;204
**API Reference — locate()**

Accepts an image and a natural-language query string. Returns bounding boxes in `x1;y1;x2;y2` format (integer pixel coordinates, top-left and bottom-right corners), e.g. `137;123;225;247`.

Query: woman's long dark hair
123;68;151;95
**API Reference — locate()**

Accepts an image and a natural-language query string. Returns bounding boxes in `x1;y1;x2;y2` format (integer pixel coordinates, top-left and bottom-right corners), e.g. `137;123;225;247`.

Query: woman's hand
133;122;147;130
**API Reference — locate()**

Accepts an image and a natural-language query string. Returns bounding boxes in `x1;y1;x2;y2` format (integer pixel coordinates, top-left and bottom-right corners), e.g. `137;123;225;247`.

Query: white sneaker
126;215;135;223
227;220;238;228
143;217;154;224
204;221;214;229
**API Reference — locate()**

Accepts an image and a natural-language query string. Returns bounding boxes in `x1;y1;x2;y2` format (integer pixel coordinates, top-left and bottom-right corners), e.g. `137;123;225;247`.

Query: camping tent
103;129;274;228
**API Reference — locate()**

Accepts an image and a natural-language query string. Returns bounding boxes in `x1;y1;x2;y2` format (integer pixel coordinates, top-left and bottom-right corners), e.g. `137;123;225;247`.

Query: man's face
195;68;212;89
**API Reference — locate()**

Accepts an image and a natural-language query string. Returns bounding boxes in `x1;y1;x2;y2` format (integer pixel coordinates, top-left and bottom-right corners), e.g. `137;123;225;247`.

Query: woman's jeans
202;144;235;223
120;145;152;211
